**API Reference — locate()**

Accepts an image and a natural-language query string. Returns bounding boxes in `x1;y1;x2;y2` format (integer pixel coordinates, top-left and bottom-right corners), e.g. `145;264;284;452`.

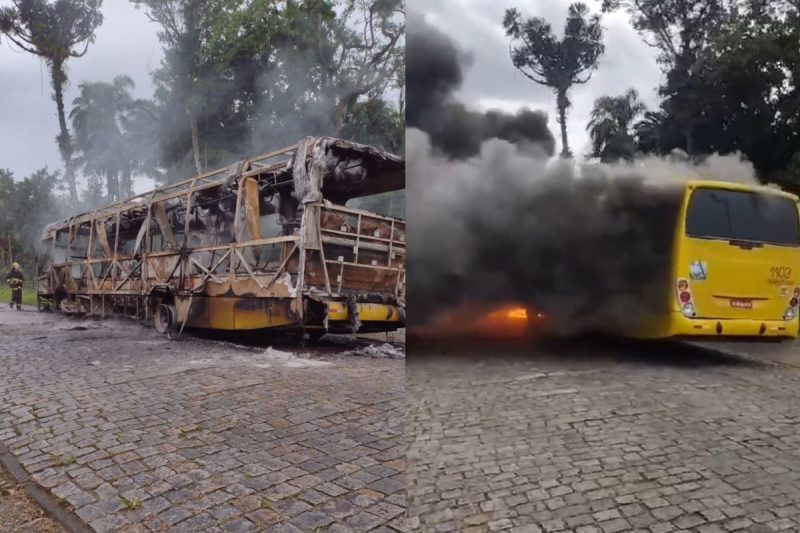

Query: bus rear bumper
326;301;401;323
668;313;798;339
323;301;404;333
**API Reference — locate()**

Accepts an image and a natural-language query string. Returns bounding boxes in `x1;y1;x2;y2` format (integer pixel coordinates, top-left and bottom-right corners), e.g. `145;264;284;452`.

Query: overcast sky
410;0;662;159
0;1;162;186
1;1;665;184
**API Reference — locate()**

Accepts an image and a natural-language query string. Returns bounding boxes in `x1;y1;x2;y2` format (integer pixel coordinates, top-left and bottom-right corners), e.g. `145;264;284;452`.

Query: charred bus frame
36;137;405;337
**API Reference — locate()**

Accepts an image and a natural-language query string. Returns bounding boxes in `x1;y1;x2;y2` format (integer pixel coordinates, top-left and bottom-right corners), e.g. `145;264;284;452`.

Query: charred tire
154;303;177;335
305;330;327;342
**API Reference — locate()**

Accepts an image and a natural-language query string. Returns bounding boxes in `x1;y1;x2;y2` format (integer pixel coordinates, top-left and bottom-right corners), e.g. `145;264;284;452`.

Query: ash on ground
344;342;405;359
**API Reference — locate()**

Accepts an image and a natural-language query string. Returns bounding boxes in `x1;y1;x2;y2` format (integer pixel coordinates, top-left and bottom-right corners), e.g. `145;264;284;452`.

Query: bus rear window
686;188;800;246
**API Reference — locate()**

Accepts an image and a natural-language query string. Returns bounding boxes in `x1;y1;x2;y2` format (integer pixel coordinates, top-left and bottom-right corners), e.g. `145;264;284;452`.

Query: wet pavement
0;306;405;532
407;338;800;533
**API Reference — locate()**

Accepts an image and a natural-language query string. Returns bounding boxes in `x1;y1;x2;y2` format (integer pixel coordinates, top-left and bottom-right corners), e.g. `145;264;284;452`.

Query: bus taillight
676;278;696;317
784;292;800;320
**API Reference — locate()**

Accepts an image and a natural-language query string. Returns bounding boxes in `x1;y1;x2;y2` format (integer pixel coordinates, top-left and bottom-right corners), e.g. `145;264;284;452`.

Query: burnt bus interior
37;137;405;337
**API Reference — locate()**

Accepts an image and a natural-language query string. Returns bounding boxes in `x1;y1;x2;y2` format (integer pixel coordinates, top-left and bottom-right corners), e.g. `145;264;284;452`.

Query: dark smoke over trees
503;3;604;159
406;129;757;333
404;7;772;334
406;14;556;160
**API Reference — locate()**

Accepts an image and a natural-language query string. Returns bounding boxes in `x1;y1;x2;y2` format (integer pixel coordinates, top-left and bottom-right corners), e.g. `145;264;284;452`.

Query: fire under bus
36;137;405;339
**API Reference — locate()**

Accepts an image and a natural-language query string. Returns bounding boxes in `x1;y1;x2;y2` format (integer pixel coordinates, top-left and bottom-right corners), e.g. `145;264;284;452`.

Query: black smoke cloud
406;14;556;159
406;129;758;333
404;13;760;335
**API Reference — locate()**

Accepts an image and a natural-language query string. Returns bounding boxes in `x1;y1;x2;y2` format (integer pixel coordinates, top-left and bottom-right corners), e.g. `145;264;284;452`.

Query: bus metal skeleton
36;137;405;338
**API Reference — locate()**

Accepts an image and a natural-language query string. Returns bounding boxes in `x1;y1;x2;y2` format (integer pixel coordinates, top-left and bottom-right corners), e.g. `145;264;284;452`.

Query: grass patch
0;285;37;307
49;453;75;466
120;496;142;510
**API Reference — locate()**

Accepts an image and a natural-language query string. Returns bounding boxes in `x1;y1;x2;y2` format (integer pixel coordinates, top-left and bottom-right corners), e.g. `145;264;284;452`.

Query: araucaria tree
503;3;604;158
0;0;104;203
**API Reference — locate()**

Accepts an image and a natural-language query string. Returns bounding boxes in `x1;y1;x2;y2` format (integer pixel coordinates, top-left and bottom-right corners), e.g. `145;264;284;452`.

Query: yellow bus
631;180;800;340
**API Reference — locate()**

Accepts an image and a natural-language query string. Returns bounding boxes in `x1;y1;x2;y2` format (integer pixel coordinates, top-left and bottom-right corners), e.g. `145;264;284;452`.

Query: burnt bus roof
42;136;404;236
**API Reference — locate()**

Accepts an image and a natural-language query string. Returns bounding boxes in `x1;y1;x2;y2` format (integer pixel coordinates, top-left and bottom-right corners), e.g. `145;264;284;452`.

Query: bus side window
116;209;147;257
38;239;52;273
70;224;90;261
185;191;233;274
70;224;90;280
347;190;405;218
91;218;115;259
150;198;187;252
260;195;281;238
53;230;68;264
149;214;163;253
258;195;283;271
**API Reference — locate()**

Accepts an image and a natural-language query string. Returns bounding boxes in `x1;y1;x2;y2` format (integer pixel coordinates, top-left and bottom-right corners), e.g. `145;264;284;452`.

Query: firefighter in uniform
6;262;23;310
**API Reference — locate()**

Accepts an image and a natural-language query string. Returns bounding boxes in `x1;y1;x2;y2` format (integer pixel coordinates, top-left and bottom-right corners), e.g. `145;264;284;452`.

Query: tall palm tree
633;110;666;155
0;0;104;203
503;3;605;158
587;88;647;162
71;75;159;201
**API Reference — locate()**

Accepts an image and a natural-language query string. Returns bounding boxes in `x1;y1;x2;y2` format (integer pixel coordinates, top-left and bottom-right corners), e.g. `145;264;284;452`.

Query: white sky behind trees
0;1;162;189
1;0;665;189
411;0;663;159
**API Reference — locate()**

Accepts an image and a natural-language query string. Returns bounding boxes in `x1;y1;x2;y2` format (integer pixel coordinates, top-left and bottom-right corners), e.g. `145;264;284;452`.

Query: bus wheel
305;330;327;343
154;303;176;335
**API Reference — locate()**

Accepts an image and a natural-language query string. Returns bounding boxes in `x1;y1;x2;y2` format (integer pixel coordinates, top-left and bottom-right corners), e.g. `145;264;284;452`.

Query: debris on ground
345;342;405;359
0;466;66;533
188;347;333;369
259;346;332;368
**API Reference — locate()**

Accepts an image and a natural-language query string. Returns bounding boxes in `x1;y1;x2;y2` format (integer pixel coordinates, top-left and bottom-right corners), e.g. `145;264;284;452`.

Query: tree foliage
0;0;104;202
503;3;604;158
587;88;646;162
601;0;731;69
2;0;405;259
0;168;63;278
71;75;161;201
132;0;405;182
597;0;800;185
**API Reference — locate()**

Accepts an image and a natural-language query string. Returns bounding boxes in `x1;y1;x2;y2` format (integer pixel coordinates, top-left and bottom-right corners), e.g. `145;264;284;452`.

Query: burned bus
36;137;405;338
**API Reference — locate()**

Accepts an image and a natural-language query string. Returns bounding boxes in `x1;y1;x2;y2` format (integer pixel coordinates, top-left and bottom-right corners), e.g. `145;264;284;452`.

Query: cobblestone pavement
407;338;800;533
0;306;405;532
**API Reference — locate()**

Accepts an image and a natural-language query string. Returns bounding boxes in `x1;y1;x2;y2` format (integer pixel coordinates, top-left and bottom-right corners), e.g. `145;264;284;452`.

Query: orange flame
505;307;528;320
414;304;547;341
477;305;546;338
